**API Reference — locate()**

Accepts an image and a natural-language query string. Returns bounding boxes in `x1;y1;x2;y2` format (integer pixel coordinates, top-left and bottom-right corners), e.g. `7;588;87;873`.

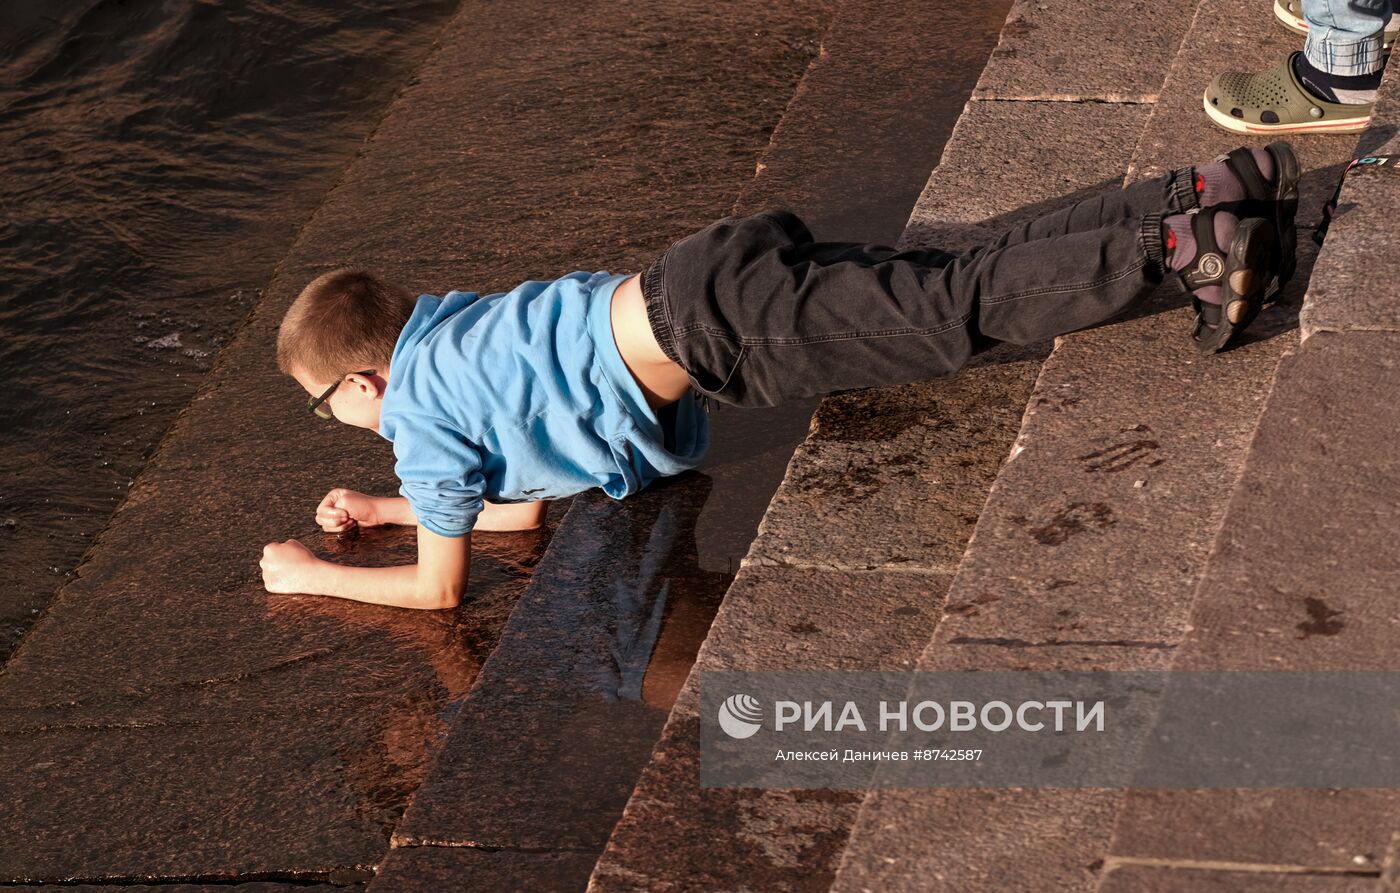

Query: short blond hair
277;268;416;382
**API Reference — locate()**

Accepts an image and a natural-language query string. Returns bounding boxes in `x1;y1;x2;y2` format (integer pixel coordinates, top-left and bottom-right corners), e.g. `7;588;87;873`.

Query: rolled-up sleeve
386;412;484;537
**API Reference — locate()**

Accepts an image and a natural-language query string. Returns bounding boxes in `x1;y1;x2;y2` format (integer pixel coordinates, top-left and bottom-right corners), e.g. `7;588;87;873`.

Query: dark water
0;0;459;659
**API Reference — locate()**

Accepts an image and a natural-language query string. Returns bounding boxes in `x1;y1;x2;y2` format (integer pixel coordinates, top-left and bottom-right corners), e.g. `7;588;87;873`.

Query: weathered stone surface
1101;334;1400;867
1126;0;1360;184
588;705;862;893
394;475;727;850
1301;65;1400;339
691;566;956;673
972;0;1185;101
834;0;1377;887
1097;865;1380;892
746;357;1042;574
590;566;953;893
0;0;838;880
905;101;1149;251
1108;789;1400;873
904;308;1288;674
832;789;1121;893
368;846;597;892
1302;169;1400;340
1167;333;1400;671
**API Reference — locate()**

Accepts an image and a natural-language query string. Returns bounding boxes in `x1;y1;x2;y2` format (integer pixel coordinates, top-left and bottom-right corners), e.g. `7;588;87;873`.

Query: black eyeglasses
307;370;374;420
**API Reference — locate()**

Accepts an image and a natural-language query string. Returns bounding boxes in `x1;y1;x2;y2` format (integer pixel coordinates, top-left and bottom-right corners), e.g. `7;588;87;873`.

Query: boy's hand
260;539;323;594
316;488;383;532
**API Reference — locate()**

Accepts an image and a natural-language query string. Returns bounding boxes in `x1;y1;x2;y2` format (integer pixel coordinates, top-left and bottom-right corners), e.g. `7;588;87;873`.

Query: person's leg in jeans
959;167;1199;253
935;147;1279;255
646;208;1205;409
1299;0;1390;104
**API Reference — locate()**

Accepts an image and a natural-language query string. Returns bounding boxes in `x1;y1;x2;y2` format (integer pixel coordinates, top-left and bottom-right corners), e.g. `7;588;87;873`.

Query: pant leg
1303;0;1389;76
643;209;1167;408
971;167;1198;252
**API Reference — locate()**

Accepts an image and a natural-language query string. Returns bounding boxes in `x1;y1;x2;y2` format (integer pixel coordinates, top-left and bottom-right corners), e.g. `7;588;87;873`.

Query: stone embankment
4;0;1396;889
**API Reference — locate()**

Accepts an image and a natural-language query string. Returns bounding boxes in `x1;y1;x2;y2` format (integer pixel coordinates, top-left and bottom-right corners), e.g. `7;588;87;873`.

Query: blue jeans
1303;0;1392;76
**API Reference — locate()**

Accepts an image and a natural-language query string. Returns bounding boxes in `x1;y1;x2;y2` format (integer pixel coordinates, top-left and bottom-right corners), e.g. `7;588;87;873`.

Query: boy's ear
346;371;383;400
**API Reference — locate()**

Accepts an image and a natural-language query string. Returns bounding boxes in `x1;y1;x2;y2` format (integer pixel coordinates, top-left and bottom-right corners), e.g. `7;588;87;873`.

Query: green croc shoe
1273;0;1398;48
1204;52;1374;134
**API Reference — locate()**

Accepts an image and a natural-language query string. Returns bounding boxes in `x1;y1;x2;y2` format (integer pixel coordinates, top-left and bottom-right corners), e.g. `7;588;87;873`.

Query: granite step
581;2;1024;890
830;0;1378;888
1092;55;1400;893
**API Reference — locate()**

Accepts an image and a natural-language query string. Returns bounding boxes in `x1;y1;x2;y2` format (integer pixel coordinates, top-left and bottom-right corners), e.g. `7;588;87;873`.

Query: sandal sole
1264;141;1300;301
1202;90;1372;135
1193;218;1277;354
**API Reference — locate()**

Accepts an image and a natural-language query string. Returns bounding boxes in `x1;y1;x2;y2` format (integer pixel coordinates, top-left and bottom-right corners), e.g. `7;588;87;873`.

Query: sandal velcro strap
1218;147;1271;203
1176;211;1226;292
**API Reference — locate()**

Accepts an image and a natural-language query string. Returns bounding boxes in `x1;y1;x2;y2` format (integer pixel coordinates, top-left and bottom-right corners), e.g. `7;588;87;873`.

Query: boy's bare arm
316;489;546;532
260;524;470;610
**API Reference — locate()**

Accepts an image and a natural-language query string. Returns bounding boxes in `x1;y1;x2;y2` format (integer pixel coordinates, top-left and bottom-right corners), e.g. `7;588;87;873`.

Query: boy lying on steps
260;142;1299;609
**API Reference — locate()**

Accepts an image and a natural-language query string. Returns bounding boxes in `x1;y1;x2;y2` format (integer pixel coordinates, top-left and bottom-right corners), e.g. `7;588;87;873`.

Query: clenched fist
315;488;384;533
260;539;321;594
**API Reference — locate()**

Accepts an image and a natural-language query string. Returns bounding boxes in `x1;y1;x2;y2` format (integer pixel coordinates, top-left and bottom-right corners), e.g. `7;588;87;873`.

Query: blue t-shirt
378;271;708;537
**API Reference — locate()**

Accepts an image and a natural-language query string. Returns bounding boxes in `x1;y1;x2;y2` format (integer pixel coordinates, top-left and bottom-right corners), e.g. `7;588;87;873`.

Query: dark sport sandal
1203;141;1300;301
1172;211;1279;354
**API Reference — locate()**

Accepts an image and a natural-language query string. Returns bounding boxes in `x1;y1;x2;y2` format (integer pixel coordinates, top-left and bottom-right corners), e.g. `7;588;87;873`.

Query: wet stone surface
588;0;1017;889
393;474;730;851
972;0;1186;101
590;565;956;893
0;520;545;881
285;0;835;285
368;846;598;893
0;0;839;882
4;886;363;893
736;0;1015;247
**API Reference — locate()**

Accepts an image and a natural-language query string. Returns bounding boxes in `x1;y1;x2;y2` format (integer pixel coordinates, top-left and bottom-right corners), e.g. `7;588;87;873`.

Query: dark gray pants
641;167;1199;408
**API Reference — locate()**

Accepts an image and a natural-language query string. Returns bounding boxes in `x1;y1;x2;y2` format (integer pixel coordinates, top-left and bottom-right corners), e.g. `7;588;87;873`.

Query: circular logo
1198;252;1224;279
718;693;764;739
